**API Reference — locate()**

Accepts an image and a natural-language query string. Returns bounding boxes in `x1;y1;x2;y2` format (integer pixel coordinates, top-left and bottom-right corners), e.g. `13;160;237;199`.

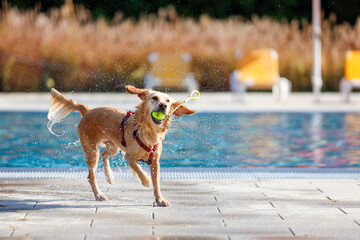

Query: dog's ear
172;102;196;117
126;85;149;100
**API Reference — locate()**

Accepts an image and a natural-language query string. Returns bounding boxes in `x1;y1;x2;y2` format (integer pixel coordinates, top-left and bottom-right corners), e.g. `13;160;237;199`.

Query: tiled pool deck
1;178;360;239
1;92;360;239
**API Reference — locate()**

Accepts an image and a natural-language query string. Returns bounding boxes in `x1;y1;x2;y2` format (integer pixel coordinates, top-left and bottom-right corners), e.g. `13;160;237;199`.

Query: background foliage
6;0;360;24
0;1;360;92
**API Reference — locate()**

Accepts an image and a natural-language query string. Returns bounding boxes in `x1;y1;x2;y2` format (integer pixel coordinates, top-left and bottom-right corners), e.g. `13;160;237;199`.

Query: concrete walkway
1;178;360;240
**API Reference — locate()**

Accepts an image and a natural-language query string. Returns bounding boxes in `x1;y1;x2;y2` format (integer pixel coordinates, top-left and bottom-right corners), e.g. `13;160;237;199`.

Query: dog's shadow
0;198;153;213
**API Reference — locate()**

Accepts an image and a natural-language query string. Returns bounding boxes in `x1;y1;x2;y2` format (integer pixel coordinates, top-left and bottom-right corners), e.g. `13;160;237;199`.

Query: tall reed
0;2;359;92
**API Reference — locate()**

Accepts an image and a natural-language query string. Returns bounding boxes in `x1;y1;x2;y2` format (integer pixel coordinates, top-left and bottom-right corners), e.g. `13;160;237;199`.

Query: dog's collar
120;111;159;165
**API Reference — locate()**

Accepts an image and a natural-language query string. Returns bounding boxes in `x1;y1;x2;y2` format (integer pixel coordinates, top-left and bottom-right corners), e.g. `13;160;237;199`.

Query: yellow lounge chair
340;50;360;102
144;52;198;92
230;48;291;101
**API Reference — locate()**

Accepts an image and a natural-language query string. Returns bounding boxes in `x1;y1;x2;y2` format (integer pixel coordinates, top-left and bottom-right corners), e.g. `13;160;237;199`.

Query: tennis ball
152;111;166;121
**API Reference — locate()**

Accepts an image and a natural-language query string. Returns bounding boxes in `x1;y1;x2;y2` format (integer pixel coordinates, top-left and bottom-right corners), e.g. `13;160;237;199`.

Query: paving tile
154;209;220;223
225;226;291;239
311;180;360;200
278;208;360;239
85;226;152;240
154;224;226;237
0;214;27;238
288;219;360;239
13;223;88;240
342;207;360;215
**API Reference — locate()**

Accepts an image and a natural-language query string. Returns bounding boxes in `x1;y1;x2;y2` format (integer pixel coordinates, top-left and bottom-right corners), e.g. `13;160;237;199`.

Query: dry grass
0;2;359;92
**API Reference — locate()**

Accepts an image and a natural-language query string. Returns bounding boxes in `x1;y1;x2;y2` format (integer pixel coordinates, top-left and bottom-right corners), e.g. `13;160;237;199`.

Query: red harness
120;111;159;165
120;111;134;147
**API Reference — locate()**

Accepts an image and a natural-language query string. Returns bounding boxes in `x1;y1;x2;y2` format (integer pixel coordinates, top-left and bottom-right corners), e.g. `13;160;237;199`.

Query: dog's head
126;85;196;127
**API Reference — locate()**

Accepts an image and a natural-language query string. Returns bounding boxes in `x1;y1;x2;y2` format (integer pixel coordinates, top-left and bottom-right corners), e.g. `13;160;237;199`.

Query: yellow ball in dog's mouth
152;111;166;121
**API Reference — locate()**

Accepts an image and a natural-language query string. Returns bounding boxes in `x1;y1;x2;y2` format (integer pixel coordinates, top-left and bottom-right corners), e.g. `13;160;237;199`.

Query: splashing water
66;139;80;149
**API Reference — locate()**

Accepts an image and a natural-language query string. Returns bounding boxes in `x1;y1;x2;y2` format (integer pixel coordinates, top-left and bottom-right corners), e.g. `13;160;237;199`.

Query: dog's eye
165;99;170;103
152;96;159;101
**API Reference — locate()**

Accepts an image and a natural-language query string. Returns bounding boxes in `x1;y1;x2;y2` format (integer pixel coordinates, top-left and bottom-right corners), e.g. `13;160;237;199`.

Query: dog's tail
47;88;90;136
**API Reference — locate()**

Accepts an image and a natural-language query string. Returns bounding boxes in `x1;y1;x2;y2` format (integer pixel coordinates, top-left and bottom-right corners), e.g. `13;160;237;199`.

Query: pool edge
1;167;359;179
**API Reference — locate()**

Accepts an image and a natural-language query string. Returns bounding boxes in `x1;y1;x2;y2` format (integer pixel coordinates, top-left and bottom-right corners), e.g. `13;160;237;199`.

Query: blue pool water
0;112;360;168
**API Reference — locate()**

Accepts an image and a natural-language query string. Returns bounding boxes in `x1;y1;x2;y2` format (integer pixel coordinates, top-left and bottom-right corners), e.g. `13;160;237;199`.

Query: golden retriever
47;85;195;207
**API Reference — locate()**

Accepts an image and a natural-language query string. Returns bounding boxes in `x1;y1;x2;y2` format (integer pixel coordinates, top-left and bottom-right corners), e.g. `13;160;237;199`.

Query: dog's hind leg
101;141;119;184
125;154;151;188
82;143;108;201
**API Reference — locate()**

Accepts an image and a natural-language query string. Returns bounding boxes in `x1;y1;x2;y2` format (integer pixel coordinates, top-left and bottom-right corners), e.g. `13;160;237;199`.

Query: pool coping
3;92;360;113
1;167;359;179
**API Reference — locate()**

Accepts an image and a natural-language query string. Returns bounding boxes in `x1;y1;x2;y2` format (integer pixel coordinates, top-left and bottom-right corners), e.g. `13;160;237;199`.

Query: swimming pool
0;112;360;168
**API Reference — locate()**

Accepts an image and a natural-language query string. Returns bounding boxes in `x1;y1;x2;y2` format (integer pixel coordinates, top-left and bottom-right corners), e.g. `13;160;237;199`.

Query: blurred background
0;0;359;93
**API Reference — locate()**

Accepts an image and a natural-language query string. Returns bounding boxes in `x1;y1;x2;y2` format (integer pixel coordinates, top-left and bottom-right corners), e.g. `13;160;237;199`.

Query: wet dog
47;85;195;206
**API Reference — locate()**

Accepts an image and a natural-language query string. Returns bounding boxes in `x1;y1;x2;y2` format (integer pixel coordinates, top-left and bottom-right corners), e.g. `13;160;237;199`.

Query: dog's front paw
156;198;170;207
95;194;109;201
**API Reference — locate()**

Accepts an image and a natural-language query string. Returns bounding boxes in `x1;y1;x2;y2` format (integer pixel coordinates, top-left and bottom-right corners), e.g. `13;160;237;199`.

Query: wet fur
47;85;195;206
